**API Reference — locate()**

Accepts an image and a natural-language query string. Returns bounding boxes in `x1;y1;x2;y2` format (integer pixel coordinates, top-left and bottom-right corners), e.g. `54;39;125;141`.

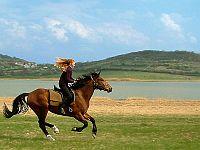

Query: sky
0;0;199;63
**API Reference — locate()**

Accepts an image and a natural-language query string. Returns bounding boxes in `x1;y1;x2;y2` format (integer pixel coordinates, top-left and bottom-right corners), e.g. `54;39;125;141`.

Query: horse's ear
98;70;101;76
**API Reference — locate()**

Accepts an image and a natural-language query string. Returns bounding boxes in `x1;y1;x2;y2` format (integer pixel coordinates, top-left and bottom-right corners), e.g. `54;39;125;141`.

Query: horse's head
90;71;112;93
72;71;112;93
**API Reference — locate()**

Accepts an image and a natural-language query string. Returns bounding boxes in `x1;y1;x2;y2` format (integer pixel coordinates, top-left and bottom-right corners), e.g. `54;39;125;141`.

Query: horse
3;72;112;141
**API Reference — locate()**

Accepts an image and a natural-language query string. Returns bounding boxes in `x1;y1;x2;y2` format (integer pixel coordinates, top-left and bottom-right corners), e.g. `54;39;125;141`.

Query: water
96;81;200;100
0;79;199;100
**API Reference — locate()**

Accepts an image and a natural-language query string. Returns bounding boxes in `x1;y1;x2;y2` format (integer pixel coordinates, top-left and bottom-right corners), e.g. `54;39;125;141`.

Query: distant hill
0;50;200;78
75;50;200;76
0;54;59;78
0;54;29;65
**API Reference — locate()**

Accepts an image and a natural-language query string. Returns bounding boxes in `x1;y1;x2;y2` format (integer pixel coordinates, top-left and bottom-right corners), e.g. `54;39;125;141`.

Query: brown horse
3;72;112;141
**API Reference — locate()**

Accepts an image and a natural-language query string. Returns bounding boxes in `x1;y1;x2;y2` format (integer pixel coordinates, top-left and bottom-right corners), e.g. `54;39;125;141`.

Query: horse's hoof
92;133;96;139
46;135;55;141
52;126;59;134
71;127;77;131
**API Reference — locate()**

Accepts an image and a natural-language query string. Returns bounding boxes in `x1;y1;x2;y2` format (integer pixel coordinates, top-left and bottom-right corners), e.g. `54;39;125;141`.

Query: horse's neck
78;84;94;103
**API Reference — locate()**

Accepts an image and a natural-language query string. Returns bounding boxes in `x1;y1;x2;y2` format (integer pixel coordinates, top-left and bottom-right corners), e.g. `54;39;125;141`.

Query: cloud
97;23;149;45
188;35;198;44
46;18;68;41
29;24;43;31
160;13;198;45
66;20;90;38
161;13;183;38
45;17;151;47
0;18;26;38
0;1;150;47
45;18;97;42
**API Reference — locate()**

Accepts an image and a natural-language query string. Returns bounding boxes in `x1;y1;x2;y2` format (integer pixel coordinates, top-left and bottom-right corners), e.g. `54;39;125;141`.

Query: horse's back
27;88;49;106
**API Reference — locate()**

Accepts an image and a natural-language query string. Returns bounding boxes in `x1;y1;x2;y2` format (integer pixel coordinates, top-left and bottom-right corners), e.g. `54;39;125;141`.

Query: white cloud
45;18;149;46
97;23;149;45
10;23;26;38
161;13;183;38
46;18;95;41
160;13;199;45
53;28;68;41
29;24;43;31
47;19;61;26
0;18;26;38
46;18;68;41
66;20;90;38
189;35;197;44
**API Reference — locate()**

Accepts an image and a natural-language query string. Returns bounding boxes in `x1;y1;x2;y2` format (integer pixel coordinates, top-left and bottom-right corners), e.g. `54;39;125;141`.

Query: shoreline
1;97;200;115
1;77;200;82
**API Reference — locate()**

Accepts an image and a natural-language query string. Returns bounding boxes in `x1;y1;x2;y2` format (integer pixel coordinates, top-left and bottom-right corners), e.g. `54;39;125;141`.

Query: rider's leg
58;85;73;114
62;85;74;105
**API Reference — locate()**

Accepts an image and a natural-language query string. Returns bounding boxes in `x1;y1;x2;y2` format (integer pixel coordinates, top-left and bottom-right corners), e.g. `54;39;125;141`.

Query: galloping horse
3;72;112;140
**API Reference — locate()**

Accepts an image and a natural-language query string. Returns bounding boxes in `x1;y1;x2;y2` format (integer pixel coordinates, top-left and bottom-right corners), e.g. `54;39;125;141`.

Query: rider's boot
58;103;65;115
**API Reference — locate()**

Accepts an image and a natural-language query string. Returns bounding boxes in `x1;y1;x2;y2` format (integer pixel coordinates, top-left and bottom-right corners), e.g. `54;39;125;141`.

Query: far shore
1;97;200;115
1;77;200;82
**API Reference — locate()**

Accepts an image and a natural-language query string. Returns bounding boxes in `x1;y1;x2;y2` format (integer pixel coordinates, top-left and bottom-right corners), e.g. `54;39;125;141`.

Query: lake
0;79;199;100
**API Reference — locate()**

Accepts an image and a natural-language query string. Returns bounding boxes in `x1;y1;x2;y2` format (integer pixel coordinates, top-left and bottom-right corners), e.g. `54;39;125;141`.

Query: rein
90;75;104;90
90;75;98;88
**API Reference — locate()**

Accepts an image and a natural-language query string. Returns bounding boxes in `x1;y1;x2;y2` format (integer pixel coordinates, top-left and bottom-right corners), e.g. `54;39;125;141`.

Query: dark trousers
59;84;74;105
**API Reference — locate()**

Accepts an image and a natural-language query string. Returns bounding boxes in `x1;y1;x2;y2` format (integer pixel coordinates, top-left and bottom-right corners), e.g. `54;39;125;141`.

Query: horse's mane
71;72;99;90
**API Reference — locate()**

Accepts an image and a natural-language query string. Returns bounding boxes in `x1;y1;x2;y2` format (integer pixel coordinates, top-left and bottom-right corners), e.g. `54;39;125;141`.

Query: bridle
90;75;104;90
90;75;98;88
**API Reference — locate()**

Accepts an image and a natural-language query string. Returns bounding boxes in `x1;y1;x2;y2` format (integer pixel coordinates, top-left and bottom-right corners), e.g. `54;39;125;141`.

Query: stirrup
60;108;65;114
58;105;65;115
68;107;73;113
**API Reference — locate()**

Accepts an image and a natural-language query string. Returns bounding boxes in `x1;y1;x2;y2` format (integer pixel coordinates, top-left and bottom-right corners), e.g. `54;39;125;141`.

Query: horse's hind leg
38;118;49;137
45;122;54;128
45;122;59;134
38;109;55;141
72;114;88;132
84;113;97;138
32;106;55;141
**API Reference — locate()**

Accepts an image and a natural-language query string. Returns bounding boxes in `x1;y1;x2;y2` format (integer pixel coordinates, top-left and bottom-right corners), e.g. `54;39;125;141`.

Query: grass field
1;114;200;150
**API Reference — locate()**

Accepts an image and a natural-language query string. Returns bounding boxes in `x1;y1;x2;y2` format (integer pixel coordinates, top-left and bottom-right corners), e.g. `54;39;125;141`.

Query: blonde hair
54;58;75;71
68;59;75;65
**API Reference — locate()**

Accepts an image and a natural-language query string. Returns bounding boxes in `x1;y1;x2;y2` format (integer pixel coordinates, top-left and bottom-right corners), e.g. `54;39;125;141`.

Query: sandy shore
1;97;200;115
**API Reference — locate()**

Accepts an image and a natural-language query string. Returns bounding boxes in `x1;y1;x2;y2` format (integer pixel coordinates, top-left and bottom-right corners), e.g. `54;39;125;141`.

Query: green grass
1;114;200;150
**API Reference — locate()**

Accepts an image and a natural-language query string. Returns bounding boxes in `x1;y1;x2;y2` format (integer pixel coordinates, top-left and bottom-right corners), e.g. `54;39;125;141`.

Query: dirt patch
1;97;200;115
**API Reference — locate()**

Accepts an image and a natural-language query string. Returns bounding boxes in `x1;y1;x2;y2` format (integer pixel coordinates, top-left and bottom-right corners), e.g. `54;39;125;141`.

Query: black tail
3;93;29;118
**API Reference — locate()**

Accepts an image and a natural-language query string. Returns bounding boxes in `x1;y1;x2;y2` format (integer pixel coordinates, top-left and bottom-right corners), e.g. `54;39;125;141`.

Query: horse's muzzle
107;87;112;93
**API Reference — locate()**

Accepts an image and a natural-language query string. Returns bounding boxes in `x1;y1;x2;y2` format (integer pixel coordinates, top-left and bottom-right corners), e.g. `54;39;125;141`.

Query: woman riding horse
3;71;112;141
55;58;76;114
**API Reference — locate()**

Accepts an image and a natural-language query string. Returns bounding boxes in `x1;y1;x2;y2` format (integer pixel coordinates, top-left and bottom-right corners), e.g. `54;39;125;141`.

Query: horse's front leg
84;113;97;138
72;113;88;132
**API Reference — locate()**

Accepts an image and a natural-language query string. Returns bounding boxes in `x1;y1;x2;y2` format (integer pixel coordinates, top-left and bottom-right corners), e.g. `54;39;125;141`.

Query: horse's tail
3;93;29;118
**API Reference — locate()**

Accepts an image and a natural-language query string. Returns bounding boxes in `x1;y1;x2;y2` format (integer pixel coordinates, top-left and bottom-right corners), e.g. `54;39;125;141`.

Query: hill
0;54;59;78
75;50;200;76
0;50;200;79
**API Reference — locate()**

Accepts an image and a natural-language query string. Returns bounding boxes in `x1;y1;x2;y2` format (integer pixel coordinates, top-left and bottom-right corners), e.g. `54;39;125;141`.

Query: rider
55;58;76;114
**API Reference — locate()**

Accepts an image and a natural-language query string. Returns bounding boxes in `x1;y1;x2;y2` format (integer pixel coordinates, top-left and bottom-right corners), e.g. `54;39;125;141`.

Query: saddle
49;86;75;107
49;89;63;107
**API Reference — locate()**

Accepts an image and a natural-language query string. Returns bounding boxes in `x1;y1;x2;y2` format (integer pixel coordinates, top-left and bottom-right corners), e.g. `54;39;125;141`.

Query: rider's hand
68;83;73;86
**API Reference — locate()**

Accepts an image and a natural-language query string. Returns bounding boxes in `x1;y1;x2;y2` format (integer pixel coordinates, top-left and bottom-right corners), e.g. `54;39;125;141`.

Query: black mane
71;72;99;90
